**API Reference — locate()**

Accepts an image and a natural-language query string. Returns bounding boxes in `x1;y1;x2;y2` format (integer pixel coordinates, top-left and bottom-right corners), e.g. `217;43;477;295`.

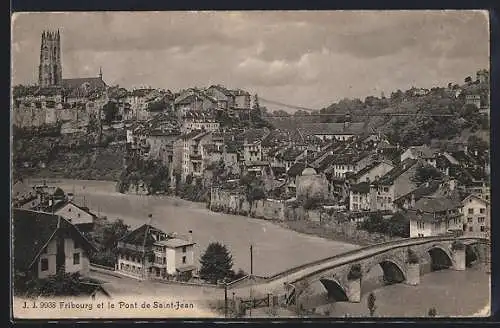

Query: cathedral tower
38;30;62;87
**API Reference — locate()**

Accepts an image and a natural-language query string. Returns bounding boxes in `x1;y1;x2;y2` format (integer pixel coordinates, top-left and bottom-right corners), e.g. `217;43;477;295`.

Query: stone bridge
229;236;488;305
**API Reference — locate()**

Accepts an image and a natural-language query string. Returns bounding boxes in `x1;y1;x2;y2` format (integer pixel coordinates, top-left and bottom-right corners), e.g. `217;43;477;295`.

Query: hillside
13;128;126;181
264;81;490;148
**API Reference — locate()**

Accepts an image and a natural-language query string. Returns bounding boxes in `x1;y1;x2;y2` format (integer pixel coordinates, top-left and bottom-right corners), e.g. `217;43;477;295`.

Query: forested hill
266;76;490;148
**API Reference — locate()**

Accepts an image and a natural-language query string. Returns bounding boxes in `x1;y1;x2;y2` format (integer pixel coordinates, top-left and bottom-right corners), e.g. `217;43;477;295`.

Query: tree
387;212;410;237
102;101;119;124
19;271;97;297
428;307;437;317
464;76;473;84
367;292;377;317
98;219;131;250
414;165;443;184
199;242;234;284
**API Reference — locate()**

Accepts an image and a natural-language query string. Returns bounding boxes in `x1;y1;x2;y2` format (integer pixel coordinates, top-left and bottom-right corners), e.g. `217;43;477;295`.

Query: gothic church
38;29;107;98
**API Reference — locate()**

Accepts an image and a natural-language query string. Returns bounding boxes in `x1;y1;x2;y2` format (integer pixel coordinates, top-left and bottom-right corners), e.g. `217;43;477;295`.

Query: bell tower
38;29;62;87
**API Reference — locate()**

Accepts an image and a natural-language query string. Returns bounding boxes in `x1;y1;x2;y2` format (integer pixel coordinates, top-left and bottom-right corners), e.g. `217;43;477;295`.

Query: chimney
188;230;193;243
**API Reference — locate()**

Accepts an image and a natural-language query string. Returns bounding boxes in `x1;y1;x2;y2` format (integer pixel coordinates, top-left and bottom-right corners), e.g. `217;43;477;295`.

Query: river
41;179;361;276
30;179;490;317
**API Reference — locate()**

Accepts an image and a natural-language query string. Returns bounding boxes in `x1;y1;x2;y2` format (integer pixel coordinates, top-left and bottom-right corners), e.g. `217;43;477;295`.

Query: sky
11;11;489;111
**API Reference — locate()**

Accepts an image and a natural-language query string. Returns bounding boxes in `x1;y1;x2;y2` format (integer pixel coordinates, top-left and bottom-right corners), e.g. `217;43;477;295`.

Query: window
182;246;187;253
478;217;485;223
182;256;187;264
383;187;389;192
77;213;81;218
480;208;485;214
68;208;72;212
41;258;49;271
42;247;47;254
126;255;130;261
468;217;473;223
480;226;485;232
469;226;473;232
73;253;80;265
468;208;474;214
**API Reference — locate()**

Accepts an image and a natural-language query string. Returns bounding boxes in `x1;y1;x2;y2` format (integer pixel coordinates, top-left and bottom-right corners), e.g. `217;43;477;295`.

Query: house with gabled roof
241;128;271;165
50;201;99;232
369;158;420;212
349;182;371;212
116;223;196;281
393;180;441;211
347;160;395;185
407;196;463;237
205;85;236;110
174;89;217;116
13;209;97;279
400;145;439;167
461;193;490;237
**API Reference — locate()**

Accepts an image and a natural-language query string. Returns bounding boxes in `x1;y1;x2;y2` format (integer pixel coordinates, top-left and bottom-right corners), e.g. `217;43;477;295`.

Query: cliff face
13;134;125;181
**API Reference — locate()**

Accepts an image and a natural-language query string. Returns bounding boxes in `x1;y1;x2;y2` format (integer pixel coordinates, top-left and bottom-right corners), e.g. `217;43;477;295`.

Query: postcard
11;10;491;319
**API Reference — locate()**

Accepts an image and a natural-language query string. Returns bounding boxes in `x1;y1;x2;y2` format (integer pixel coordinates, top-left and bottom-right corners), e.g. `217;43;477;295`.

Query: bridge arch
319;278;349;302
427;244;453;271
362;257;407;286
379;259;406;284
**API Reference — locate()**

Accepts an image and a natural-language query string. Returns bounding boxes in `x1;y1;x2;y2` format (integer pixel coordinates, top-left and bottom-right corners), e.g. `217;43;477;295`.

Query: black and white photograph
10;11;491;319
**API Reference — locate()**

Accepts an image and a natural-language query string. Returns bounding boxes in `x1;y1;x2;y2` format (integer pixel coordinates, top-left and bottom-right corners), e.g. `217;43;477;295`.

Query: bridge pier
345;279;361;303
405;263;420;286
452;249;466;271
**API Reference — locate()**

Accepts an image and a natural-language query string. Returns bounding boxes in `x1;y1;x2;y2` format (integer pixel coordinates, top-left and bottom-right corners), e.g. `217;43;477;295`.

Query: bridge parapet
230;237;487;307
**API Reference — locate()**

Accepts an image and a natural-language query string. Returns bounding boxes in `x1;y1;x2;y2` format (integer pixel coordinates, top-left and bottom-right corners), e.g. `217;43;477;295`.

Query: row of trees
357;212;410;238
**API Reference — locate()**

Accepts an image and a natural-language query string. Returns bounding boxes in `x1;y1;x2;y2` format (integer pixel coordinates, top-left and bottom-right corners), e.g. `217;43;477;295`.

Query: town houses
11;29;491;301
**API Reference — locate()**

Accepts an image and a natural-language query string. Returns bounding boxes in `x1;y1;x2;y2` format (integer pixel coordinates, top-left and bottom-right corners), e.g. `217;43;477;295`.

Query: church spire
99;67;103;79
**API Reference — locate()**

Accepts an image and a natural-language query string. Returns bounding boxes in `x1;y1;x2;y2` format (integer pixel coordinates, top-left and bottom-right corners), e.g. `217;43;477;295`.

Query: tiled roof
62;77;107;93
119;224;167;247
350;161;390;180
351;182;370;194
208;85;234;97
413;196;462;213
241;128;269;144
298;122;366;137
287;162;306;177
330;151;372;165
13;209;96;272
281;148;304;161
394;180;441;205
156;238;195;248
44;200;98;219
405;145;438;159
376;158;418;185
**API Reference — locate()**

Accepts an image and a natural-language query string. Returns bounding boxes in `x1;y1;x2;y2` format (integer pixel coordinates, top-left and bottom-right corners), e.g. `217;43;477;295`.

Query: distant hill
264;74;490;148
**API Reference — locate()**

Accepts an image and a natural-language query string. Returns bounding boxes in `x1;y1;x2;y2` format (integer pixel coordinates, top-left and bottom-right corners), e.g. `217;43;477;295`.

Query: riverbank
40;179;361;276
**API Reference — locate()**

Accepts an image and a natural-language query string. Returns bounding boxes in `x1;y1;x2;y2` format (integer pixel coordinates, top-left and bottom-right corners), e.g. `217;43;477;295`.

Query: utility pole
224;282;228;318
250;244;253;276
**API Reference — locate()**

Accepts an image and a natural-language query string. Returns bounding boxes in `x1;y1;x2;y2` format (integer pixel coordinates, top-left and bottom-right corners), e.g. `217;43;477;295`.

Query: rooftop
13;209;96;272
155;238;195;248
413;196;462;213
375;158;418;185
